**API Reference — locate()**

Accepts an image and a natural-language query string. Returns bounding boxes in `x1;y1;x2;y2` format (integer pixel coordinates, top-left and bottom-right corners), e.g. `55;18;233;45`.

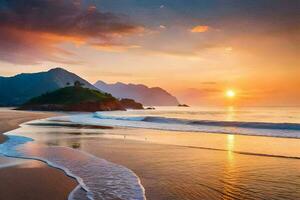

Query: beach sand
0;134;5;144
61;137;300;200
0;109;58;141
1;109;300;200
0;160;77;200
0;109;77;200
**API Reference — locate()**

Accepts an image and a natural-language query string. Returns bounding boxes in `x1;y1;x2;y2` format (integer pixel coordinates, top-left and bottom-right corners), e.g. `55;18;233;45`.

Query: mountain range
0;68;179;106
94;81;179;106
0;68;96;106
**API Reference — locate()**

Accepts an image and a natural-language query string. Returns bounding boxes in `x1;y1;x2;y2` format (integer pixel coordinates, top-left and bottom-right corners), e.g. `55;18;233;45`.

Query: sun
226;89;236;98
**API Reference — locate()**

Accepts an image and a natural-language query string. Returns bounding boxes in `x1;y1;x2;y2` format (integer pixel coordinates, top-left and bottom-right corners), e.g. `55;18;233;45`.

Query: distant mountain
0;68;97;106
94;81;179;106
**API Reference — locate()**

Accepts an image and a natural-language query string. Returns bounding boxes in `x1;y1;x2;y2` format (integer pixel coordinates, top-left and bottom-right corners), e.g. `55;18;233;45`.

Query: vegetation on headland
119;98;143;110
18;81;144;112
0;68;98;106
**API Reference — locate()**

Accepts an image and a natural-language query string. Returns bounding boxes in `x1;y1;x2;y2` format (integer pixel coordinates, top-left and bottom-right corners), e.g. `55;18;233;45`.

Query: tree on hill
74;80;84;88
18;86;144;111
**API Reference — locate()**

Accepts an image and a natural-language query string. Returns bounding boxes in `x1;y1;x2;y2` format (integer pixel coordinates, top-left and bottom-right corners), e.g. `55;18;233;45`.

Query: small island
18;81;143;112
146;107;155;110
177;104;189;107
119;98;143;110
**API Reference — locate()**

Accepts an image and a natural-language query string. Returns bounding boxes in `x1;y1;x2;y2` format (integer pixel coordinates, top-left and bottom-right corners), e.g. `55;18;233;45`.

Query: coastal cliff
120;98;144;109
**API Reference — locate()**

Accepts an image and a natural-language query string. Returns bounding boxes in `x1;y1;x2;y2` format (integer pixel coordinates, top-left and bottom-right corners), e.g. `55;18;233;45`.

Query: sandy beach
1;108;300;199
0;109;77;200
60;137;300;200
0;109;58;143
0;160;77;200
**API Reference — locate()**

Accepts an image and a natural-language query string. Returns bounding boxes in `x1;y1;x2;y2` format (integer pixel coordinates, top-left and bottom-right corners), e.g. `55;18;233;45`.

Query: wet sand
0;109;77;200
0;134;5;144
0;109;58;143
61;137;300;200
0;159;77;200
2;110;300;200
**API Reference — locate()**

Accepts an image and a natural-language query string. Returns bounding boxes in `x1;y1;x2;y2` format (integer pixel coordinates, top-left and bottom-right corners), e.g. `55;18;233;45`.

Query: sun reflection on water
226;134;235;163
227;134;235;151
222;134;237;199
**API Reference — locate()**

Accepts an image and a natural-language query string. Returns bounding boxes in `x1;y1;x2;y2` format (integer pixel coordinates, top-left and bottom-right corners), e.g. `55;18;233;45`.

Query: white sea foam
50;111;300;138
0;135;146;200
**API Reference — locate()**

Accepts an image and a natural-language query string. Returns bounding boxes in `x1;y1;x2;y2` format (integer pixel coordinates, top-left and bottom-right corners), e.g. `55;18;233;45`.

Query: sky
0;0;299;106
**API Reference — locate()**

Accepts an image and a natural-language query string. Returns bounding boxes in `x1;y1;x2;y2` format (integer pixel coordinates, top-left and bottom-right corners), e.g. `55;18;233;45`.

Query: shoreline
0;108;78;200
0;134;6;144
0;160;78;200
0;109;60;143
64;137;300;200
2;108;300;199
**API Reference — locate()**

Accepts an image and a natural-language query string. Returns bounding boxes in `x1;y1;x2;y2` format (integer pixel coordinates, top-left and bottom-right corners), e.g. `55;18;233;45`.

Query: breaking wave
92;112;300;138
0;135;146;200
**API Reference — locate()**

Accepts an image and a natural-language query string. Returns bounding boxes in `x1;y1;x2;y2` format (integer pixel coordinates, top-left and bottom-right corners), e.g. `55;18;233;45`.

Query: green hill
0;68;98;106
26;86;115;105
19;85;144;112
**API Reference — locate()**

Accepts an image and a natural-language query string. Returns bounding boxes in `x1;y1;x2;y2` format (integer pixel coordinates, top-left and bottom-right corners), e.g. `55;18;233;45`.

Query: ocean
1;106;300;199
87;106;300;138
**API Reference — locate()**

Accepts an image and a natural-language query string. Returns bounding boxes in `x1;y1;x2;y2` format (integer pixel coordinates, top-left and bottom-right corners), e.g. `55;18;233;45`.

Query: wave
94;113;300;131
0;135;146;200
27;115;300;161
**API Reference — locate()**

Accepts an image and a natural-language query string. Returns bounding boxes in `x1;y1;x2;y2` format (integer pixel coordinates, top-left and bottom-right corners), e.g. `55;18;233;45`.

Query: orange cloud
0;27;81;65
92;42;141;52
190;25;209;33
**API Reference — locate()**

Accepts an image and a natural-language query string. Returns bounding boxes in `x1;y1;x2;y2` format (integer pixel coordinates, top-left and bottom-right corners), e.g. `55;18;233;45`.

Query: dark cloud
0;0;142;64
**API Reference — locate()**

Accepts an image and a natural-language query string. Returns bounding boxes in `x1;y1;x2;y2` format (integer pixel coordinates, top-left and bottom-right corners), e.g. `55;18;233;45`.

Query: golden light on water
227;135;235;151
227;134;235;162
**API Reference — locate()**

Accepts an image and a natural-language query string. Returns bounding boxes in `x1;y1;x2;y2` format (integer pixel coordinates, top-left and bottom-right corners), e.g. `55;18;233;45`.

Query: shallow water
1;106;300;200
0;135;145;200
73;139;300;200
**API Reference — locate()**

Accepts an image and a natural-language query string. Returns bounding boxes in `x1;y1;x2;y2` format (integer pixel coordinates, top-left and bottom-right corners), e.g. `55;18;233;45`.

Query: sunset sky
0;0;299;106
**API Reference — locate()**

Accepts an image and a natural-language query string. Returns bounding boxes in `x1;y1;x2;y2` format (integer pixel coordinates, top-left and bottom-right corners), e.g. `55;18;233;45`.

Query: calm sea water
0;106;300;200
